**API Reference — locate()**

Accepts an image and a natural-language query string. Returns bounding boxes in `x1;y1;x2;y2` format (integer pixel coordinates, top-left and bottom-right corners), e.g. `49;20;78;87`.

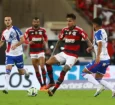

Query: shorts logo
103;63;106;66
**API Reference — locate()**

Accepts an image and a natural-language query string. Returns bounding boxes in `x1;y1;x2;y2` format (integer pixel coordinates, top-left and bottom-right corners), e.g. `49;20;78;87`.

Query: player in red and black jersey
46;13;92;96
24;17;49;91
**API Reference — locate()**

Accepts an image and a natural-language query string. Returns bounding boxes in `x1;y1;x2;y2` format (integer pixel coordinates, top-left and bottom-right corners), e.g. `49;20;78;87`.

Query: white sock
99;80;115;92
4;73;10;91
83;74;100;85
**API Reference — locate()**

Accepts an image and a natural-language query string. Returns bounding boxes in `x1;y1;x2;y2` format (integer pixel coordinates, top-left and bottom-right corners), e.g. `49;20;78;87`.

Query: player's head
93;17;102;31
66;13;76;28
4;16;12;27
32;17;40;28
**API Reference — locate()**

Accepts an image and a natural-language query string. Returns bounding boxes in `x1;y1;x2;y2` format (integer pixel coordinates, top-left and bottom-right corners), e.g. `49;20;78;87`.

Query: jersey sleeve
15;27;23;38
24;29;29;39
79;29;88;40
95;30;103;43
1;31;5;41
58;28;65;40
43;30;48;42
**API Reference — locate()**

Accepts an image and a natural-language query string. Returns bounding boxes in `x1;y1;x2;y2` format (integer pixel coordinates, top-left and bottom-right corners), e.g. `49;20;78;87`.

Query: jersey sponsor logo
65;39;75;43
32;38;42;41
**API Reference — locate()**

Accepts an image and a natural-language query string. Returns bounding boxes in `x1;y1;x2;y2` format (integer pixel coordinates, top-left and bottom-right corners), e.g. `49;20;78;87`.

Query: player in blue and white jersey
0;16;29;94
82;17;115;97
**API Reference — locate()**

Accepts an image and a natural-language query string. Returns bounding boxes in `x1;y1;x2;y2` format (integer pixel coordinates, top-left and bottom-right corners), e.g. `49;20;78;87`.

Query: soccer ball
27;87;38;96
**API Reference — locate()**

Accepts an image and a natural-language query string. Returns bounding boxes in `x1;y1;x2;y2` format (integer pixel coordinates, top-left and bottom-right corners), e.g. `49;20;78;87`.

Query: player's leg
93;73;105;97
38;53;46;87
45;57;59;87
32;58;43;87
15;55;29;78
39;57;46;86
48;54;77;96
46;52;65;89
82;61;101;86
3;56;14;94
95;60;115;97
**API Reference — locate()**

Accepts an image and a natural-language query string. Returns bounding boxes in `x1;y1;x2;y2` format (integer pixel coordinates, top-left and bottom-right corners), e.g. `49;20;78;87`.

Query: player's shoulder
96;29;106;35
39;27;46;31
74;26;83;31
25;27;33;31
61;26;69;31
12;26;20;31
2;29;7;35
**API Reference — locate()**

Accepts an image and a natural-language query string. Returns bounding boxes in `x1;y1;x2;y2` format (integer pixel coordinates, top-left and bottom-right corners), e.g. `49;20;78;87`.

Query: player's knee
63;65;70;72
95;73;103;80
81;68;91;77
40;64;45;70
46;58;53;65
18;69;25;75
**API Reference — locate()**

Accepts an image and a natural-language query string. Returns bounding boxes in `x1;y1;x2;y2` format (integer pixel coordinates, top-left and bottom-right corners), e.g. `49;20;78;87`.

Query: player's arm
95;33;103;64
51;40;61;56
0;33;5;47
43;30;49;50
51;28;65;56
11;28;25;50
0;41;4;48
11;36;25;50
15;36;25;46
24;29;35;45
80;30;94;53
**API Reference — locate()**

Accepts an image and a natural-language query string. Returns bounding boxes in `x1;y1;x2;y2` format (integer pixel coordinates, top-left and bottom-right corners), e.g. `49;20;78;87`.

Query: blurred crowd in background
0;0;115;65
75;0;115;64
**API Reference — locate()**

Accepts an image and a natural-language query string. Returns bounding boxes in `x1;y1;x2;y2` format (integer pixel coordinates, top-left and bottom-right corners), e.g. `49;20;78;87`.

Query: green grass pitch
0;90;115;105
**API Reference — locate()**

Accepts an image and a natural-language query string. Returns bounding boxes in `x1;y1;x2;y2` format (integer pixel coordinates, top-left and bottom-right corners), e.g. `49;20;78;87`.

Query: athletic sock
46;64;54;84
41;68;46;85
4;69;11;90
98;79;115;92
53;70;66;93
83;74;100;85
36;72;43;87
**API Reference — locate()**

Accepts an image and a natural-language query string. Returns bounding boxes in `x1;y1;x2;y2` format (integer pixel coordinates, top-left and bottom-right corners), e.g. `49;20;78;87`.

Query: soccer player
46;13;92;96
0;16;29;94
24;17;49;91
82;17;115;97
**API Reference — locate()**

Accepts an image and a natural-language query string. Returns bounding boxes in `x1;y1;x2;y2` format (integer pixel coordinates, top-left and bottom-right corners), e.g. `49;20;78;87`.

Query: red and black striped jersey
24;27;48;54
58;26;88;57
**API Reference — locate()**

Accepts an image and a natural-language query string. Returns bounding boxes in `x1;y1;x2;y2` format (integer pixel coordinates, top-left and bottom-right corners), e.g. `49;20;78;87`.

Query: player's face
32;19;40;28
4;17;12;27
67;18;75;28
93;23;97;31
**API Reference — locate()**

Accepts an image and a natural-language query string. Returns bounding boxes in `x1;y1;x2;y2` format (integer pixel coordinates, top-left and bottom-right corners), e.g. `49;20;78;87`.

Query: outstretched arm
51;40;61;56
95;41;102;64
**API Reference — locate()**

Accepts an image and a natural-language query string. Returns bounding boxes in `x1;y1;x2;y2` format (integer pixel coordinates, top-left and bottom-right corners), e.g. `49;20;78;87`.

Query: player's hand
11;44;17;50
45;49;51;55
86;47;93;53
29;41;35;45
95;56;100;64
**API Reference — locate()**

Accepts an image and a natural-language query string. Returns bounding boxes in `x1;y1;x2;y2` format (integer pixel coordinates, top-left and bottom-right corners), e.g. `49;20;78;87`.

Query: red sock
41;68;46;85
55;70;66;89
46;64;54;83
36;72;43;86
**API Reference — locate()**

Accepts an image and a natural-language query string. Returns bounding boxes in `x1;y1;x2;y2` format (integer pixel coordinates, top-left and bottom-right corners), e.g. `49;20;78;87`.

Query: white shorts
54;52;78;68
30;52;45;59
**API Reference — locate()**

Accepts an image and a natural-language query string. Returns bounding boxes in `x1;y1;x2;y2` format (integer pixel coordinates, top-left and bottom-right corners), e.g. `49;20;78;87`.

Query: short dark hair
66;13;76;20
33;17;39;20
93;17;102;26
